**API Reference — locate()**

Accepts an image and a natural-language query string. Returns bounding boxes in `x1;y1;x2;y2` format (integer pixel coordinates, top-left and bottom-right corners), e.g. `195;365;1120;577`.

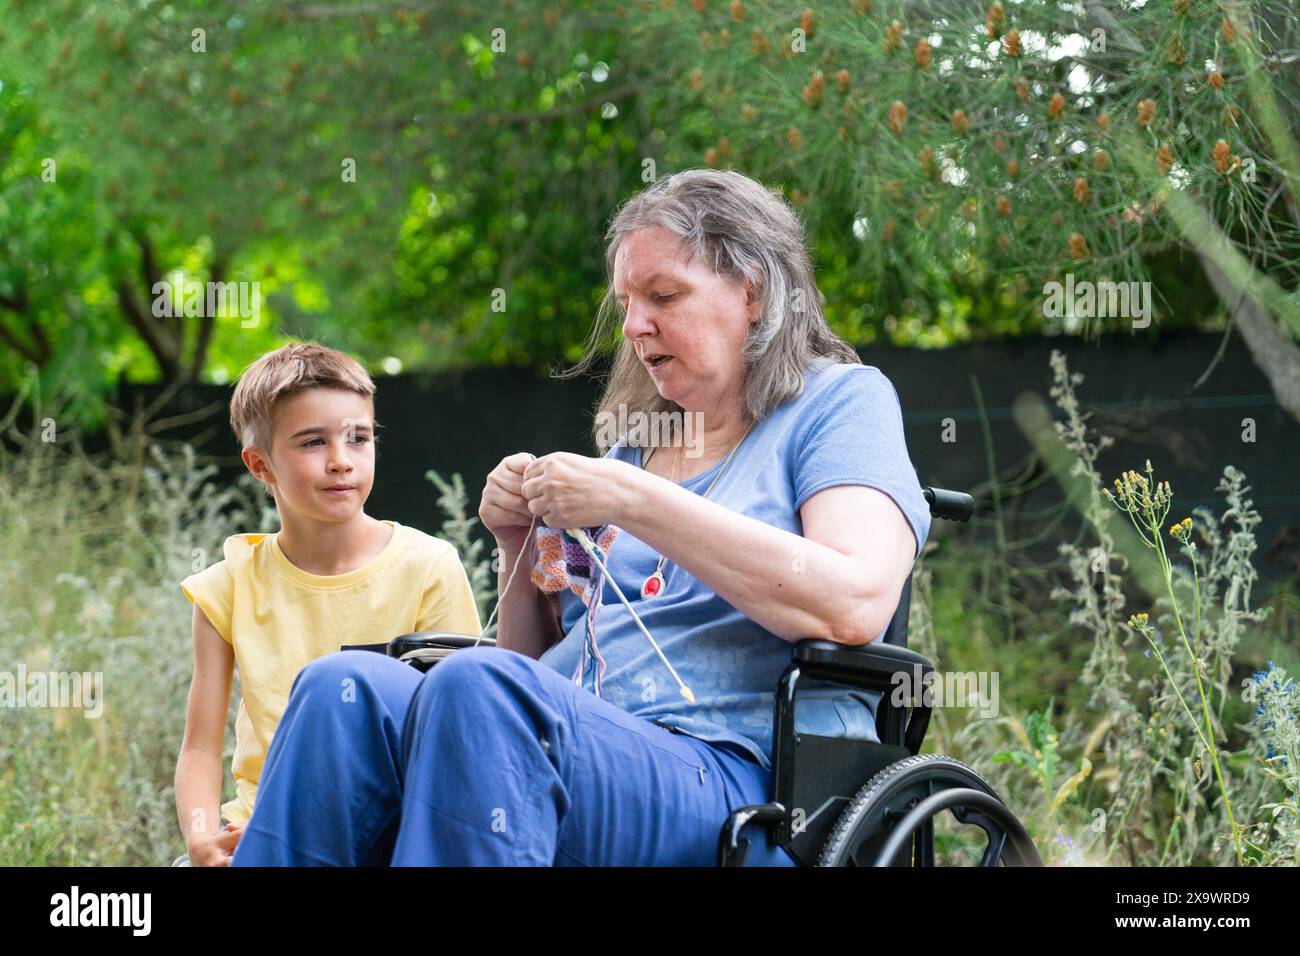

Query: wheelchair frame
716;486;1041;867
361;486;1043;868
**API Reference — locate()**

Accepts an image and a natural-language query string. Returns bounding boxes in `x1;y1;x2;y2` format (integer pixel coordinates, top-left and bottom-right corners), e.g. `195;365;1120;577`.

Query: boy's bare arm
175;603;241;865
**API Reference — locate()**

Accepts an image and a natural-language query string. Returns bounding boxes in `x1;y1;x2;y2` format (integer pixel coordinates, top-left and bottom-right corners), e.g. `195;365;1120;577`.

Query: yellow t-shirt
179;519;482;823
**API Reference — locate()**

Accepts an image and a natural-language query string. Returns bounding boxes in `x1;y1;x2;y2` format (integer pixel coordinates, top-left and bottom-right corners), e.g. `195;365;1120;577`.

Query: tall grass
919;351;1298;865
0;395;275;864
1;354;1295;866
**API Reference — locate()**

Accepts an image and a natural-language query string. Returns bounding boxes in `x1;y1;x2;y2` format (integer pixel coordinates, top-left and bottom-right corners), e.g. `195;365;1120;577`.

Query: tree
0;0;662;401
630;0;1299;417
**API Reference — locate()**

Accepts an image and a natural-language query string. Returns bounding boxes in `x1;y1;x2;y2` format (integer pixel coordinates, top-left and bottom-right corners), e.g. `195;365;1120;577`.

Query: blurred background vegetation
2;0;1296;425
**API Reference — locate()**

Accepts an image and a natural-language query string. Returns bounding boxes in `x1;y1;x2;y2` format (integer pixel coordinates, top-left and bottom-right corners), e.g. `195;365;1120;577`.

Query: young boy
174;342;482;866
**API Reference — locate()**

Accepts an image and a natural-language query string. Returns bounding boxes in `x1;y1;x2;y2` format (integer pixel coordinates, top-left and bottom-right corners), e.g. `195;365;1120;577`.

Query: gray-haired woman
231;168;931;866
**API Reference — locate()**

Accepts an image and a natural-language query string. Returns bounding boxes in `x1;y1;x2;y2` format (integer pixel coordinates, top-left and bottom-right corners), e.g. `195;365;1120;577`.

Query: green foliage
631;0;1299;338
0;396;273;864
425;468;497;625
992;703;1061;797
5;0;1282;433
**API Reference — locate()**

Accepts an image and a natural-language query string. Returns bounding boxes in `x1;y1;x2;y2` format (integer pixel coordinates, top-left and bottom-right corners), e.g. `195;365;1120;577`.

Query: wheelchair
372;485;1043;868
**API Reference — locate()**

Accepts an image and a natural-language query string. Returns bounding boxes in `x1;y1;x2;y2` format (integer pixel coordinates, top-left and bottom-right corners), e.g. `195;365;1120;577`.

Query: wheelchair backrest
880;487;974;649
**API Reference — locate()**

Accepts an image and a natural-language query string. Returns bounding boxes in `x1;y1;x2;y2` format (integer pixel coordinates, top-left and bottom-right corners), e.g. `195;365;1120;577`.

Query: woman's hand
479;452;539;554
521;452;639;529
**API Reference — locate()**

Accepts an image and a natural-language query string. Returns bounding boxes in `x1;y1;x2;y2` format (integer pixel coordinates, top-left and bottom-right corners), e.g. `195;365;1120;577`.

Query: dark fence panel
77;329;1300;584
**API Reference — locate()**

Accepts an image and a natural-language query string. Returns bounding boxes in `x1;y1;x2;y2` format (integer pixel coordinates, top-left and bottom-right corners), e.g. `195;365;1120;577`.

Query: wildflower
1222;17;1236;44
996;195;1011;216
1073;177;1090;204
1207;70;1224;91
1068;233;1088;260
986;2;1005;39
1006;158;1019;177
1213;139;1231;174
915;38;932;69
800;8;815;38
888;99;907;133
884;19;903;53
1097;112;1111;134
951;109;970;134
1015;76;1030;103
1167;36;1185;65
1004;29;1021;57
1137;99;1156;128
1156;144;1174;175
918;145;936;177
1048;93;1065;120
802;71;825;107
730;0;745;20
786;126;804;149
834;69;850;93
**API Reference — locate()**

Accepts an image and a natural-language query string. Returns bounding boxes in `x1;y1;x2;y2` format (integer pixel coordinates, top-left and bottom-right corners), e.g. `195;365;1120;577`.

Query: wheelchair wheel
818;754;1042;867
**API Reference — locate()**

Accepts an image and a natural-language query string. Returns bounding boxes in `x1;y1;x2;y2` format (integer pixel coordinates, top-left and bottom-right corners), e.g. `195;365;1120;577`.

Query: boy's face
242;387;377;524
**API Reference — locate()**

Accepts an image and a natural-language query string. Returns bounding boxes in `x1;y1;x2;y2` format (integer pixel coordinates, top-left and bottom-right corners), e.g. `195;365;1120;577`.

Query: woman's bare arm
493;536;564;659
615;474;916;646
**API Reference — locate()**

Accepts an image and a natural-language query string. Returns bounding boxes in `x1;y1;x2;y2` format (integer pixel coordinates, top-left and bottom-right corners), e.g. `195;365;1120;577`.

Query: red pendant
641;571;665;600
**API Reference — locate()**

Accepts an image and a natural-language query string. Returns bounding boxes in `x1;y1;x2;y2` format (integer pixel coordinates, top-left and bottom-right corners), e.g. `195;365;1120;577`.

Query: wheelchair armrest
792;638;933;695
791;639;934;755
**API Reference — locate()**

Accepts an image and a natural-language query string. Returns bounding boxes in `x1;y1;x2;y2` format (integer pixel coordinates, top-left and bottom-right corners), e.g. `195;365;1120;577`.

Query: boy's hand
187;822;246;867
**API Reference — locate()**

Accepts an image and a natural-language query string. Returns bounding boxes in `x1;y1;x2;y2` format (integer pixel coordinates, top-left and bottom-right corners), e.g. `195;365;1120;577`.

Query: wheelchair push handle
923;487;975;523
340;631;495;673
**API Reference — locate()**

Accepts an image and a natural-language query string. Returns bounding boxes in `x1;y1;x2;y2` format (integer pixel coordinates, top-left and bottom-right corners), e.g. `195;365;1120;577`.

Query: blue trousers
230;646;795;866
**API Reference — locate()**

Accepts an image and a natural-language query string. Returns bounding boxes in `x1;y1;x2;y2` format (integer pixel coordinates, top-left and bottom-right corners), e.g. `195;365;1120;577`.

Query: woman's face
613;226;759;416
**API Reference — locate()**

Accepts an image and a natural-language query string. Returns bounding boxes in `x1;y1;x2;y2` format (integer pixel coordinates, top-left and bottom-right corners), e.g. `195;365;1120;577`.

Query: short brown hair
229;342;377;450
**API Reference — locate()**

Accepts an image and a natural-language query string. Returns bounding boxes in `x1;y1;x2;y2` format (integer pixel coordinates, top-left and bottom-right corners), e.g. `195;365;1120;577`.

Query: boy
174;342;482;866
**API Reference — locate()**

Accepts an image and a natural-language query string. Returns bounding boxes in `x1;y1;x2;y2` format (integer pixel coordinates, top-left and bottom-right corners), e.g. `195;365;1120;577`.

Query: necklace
638;419;755;600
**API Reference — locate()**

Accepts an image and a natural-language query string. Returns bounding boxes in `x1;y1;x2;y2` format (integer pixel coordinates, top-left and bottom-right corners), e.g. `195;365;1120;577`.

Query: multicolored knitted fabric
530;525;618;604
530;524;619;696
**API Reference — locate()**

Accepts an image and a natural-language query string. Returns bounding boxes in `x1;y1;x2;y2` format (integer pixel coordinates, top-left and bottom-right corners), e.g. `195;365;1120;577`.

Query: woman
230;169;930;866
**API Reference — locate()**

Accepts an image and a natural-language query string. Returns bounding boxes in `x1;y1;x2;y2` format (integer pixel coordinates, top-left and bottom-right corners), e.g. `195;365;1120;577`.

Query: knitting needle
568;528;696;704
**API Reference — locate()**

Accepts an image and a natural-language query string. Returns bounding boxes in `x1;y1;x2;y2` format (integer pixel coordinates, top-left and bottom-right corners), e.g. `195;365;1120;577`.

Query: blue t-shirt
538;359;931;770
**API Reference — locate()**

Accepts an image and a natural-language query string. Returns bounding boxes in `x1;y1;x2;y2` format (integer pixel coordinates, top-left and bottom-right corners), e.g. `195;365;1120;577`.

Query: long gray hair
557;168;860;452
